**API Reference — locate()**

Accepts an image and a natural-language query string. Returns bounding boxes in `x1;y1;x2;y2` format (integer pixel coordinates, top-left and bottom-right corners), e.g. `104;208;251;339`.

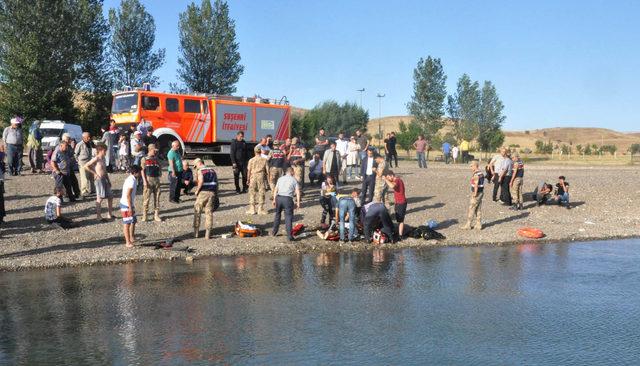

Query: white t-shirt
120;175;138;208
44;196;61;221
336;138;349;156
366;158;374;175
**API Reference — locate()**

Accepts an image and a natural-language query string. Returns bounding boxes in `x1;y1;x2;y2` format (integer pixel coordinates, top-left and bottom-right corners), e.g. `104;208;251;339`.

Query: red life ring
517;227;545;239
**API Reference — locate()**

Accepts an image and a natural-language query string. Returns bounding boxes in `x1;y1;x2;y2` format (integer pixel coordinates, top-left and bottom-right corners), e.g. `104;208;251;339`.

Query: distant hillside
367;115;639;152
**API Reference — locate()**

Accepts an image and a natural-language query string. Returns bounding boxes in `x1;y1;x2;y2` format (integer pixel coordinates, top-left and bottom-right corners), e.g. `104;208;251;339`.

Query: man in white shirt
120;165;142;248
130;131;145;166
359;147;377;206
488;148;505;201
335;131;349;184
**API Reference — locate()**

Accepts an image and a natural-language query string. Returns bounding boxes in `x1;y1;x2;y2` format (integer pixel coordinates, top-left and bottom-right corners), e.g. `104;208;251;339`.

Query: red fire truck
110;88;290;162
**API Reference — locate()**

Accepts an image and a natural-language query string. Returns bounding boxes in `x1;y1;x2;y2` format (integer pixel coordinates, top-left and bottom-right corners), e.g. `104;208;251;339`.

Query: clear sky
103;0;640;131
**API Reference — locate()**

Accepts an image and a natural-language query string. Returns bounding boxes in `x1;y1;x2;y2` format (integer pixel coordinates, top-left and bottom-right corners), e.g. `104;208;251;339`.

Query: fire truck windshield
112;93;139;114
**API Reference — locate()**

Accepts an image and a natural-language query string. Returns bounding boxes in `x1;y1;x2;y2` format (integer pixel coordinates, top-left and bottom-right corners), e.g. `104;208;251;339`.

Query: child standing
120;165;142;247
84;144;114;221
117;134;130;172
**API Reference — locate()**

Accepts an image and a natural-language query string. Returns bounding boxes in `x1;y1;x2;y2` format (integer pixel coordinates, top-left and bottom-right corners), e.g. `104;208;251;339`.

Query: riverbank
1;163;639;271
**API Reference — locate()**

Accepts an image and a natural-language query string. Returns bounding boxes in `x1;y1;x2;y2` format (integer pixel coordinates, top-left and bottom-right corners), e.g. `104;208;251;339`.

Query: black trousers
360;175;375;206
47;217;73;229
492;174;500;201
319;196;334;224
308;171;323;185
69;172;80;198
500;175;512;205
386;151;398;167
272;195;294;240
364;204;394;243
233;162;248;192
0;181;5;222
55;172;76;202
169;171;183;202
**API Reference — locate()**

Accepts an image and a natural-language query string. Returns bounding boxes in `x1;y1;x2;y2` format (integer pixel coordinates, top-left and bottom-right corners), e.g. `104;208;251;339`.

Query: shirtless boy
84;143;114;221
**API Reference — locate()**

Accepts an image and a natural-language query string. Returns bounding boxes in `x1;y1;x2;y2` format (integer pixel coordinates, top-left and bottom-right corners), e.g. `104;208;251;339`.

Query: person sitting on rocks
533;182;553;206
181;160;195;195
44;186;73;229
308;153;324;186
553;176;571;209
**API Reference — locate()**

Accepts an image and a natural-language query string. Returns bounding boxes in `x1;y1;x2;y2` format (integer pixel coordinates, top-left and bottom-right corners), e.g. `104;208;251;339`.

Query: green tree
177;0;243;94
0;0;108;129
406;56;447;140
575;144;583;155
448;74;480;141
629;144;640;155
477;81;506;153
108;0;165;88
396;121;423;156
293;101;368;143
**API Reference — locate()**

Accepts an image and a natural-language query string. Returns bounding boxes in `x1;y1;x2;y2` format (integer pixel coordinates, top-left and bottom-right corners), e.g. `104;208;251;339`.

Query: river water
1;240;639;365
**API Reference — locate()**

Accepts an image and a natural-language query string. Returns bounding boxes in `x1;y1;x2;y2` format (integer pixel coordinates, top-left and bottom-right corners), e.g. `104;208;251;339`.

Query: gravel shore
1;162;639;271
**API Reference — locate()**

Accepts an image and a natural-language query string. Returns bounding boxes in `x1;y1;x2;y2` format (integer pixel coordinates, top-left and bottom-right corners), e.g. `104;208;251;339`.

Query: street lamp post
357;88;365;108
376;93;385;146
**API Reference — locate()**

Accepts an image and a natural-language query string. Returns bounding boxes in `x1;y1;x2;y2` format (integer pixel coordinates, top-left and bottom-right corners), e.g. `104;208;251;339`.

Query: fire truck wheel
157;135;181;161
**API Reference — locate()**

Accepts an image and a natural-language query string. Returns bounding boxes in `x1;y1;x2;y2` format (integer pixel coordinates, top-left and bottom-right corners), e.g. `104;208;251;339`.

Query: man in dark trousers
230;131;249;193
363;202;395;244
360;147;377;206
271;167;301;241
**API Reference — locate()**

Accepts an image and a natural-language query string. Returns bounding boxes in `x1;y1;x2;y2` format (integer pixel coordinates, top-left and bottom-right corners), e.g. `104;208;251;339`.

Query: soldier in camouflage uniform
462;160;485;230
192;158;218;239
268;140;286;191
247;146;269;215
288;137;306;191
373;154;387;203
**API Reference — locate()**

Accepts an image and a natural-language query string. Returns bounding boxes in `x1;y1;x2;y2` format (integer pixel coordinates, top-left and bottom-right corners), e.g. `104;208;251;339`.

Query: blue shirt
442;142;451;154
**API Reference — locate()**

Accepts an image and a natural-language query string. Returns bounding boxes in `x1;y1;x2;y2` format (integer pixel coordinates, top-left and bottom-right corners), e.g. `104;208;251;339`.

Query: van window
166;98;179;112
142;96;160;110
202;100;209;114
184;99;201;113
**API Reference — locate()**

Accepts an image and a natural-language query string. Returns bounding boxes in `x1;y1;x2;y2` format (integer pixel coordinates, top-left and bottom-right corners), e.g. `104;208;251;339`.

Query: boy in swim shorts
120;165;142;247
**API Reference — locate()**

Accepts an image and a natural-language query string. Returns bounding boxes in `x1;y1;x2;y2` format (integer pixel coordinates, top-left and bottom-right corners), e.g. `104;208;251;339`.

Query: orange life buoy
517;227;545;239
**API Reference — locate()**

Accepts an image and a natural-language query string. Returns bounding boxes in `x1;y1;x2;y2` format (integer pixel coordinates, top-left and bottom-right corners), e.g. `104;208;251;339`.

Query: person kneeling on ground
384;171;407;238
334;188;361;242
193;158;218;239
462;160;485;230
319;175;337;225
181;160;196;195
44;187;74;229
553;175;571;209
533;182;553;206
363;202;395;244
120;165;142;248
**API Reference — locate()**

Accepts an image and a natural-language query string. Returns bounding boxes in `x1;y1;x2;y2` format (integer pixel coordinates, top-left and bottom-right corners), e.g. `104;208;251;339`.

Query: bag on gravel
235;221;260;238
410;226;446;240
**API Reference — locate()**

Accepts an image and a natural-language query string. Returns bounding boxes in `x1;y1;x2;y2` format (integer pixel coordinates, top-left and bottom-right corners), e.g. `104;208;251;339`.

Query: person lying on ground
553;176;571;209
533;182;553;206
44;187;73;229
384;171;407;238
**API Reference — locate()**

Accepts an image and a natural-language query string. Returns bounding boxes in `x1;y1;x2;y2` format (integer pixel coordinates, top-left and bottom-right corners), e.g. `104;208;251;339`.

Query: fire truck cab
110;88;290;163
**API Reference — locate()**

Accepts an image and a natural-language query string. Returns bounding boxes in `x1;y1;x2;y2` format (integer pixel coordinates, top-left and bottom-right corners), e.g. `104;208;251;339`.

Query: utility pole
376;93;385;146
357;88;365;108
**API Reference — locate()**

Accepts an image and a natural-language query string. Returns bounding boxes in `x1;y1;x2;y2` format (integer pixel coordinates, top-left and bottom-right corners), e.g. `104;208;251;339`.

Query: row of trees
398;56;506;154
0;0;242;132
291;101;369;143
534;140;622;156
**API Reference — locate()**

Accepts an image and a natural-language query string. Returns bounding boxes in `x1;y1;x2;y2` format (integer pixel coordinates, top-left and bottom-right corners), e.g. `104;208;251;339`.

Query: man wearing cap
3;117;24;176
140;144;162;222
193;158;218;239
267;140;286;191
246;145;269;215
130;131;145;167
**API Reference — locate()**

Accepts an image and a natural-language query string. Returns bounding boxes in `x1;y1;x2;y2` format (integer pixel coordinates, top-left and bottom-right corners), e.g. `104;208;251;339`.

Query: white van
39;120;84;151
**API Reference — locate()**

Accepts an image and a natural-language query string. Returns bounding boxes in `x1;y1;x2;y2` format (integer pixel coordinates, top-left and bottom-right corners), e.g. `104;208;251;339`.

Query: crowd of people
0;118;572;247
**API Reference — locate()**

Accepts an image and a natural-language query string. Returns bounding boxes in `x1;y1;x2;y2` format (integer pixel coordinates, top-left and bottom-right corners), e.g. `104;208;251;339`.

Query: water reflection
1;240;639;365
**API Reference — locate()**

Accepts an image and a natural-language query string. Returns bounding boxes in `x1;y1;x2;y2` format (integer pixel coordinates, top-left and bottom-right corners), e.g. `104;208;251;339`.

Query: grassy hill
367;116;639;152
